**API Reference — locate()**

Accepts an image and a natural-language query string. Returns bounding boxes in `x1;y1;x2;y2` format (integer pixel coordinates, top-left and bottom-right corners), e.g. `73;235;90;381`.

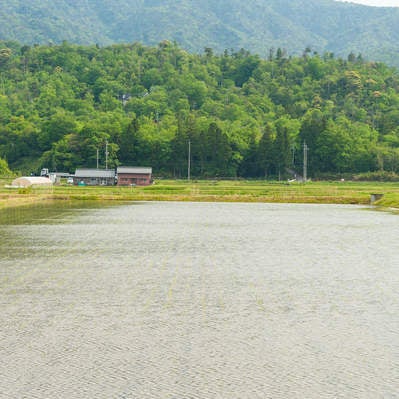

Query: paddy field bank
1;178;398;211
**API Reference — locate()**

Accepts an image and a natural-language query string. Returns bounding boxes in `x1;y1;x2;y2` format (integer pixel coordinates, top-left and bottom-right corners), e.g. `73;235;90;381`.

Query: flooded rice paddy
0;201;398;398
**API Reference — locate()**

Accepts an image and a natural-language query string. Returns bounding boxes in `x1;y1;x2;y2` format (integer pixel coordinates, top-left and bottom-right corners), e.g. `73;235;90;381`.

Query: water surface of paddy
0;202;398;398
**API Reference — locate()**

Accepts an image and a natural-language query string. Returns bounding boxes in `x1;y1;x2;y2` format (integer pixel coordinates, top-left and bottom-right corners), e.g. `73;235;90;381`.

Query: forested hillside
2;0;399;67
1;40;399;178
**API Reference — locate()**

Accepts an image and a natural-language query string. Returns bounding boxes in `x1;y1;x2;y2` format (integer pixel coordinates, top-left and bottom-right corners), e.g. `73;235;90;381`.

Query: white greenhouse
11;176;53;188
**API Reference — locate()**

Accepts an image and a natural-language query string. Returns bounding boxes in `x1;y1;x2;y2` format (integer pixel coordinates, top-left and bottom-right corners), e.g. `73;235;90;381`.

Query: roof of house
49;172;71;177
12;176;53;187
74;169;116;178
117;166;152;174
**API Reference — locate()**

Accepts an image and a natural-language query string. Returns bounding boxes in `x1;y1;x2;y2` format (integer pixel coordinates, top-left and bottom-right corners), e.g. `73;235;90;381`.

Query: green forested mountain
2;0;399;67
1;41;399;178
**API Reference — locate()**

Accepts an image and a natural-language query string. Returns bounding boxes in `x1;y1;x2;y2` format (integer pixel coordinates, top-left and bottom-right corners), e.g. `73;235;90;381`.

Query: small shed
12;176;53;188
49;172;71;185
116;166;152;186
73;169;116;186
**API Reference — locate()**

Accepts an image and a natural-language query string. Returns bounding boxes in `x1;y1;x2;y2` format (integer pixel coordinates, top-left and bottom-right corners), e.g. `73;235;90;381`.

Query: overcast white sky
336;0;399;6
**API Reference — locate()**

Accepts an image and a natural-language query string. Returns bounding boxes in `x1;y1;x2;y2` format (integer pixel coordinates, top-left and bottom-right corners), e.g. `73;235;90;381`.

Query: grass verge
0;179;398;210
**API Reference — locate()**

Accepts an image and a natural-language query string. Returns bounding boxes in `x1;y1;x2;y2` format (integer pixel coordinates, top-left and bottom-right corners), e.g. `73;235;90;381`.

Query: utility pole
303;141;308;182
105;140;109;170
96;148;99;169
188;140;191;181
291;144;295;166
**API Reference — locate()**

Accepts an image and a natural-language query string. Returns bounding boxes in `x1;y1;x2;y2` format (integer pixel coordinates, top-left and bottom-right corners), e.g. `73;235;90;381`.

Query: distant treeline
1;40;399;178
3;0;399;67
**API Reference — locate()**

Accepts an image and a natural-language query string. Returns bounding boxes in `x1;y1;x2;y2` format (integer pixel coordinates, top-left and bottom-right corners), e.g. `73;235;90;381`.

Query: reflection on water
0;201;398;399
0;200;118;225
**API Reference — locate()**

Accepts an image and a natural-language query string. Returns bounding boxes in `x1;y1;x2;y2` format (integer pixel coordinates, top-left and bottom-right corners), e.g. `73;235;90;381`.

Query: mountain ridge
1;0;399;66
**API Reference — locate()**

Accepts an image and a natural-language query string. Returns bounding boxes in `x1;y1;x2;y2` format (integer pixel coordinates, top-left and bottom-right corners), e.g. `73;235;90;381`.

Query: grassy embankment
0;178;398;210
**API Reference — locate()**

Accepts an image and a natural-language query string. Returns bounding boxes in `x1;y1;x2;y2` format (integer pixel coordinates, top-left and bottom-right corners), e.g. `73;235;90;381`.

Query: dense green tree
0;156;12;176
170;115;192;178
1;41;399;178
274;122;291;179
201;122;233;177
298;109;329;175
117;118;140;165
240;134;260;177
38;110;78;151
0;47;12;67
258;124;275;178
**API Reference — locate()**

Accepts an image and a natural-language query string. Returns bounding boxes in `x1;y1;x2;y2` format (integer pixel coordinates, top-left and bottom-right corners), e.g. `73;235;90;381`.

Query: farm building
11;176;53;188
116;166;152;186
73;169;116;186
48;172;71;185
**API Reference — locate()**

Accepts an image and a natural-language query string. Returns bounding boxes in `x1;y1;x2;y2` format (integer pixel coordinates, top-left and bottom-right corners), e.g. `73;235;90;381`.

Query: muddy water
0;202;398;398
